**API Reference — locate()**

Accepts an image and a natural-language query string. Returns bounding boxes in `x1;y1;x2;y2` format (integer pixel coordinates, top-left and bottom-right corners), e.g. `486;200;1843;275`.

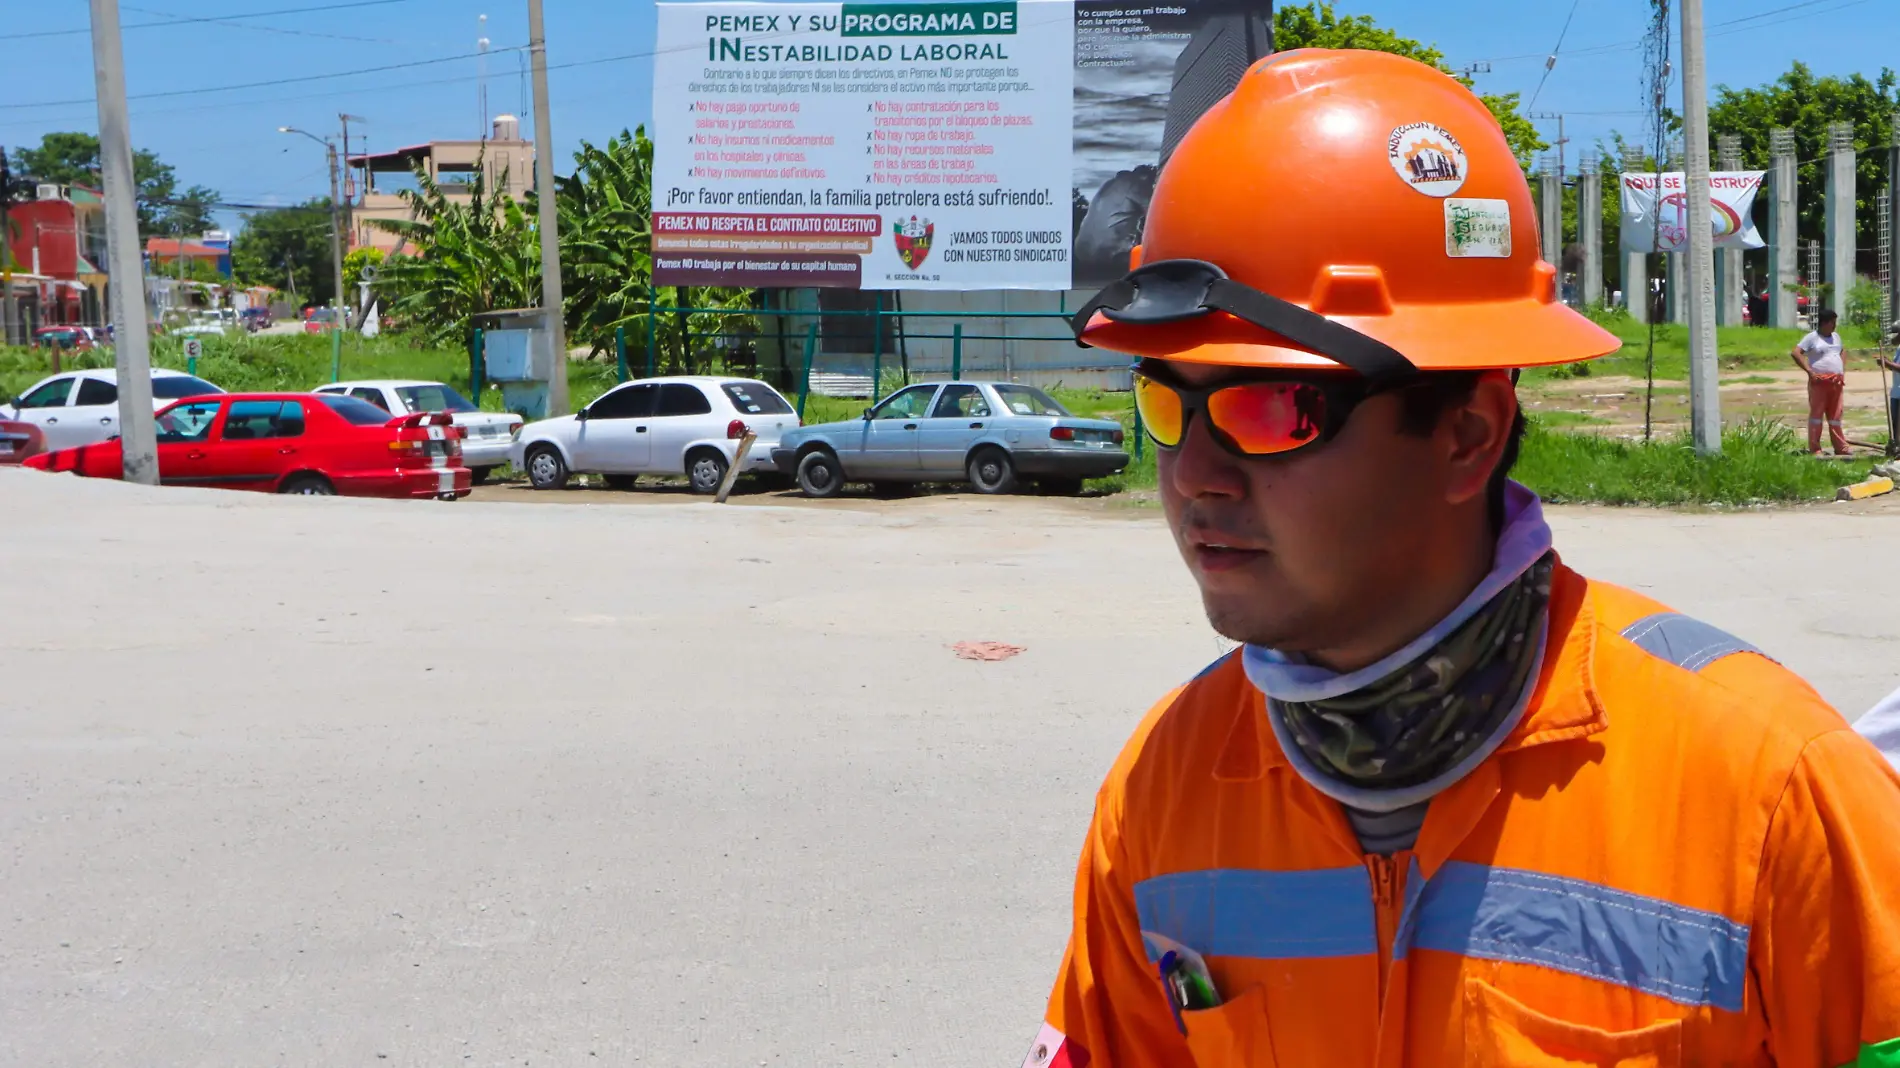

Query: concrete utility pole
0;145;16;347
280;126;347;377
1769;128;1799;328
1538;156;1563;274
527;0;569;415
1889;115;1900;329
1621;145;1649;323
1716;134;1743;327
1825;122;1857;314
339;113;366;262
1680;0;1721;454
89;0;158;484
1529;112;1569;179
1578;151;1603;307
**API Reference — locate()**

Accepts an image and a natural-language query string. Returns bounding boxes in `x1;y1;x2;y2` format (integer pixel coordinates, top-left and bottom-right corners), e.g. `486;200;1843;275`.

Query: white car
3;367;226;451
313;379;523;482
511;376;798;494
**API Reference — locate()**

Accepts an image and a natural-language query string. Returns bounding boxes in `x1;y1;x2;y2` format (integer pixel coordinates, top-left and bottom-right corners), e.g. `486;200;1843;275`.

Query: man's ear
1443;372;1517;507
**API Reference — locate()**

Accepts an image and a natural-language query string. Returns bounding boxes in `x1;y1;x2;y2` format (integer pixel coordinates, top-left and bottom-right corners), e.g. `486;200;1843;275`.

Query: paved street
3;469;1896;1066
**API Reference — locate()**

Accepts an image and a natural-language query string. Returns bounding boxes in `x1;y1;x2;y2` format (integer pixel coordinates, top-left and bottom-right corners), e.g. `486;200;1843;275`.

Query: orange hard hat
1074;49;1619;379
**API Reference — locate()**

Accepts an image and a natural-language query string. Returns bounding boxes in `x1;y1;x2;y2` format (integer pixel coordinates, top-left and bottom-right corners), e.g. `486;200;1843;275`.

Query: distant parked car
32;325;95;351
314;379;522;483
24;392;470;500
303;307;339;334
3;367;226;451
510;376;798;494
173;315;229;337
772;380;1128;498
240;307;272;332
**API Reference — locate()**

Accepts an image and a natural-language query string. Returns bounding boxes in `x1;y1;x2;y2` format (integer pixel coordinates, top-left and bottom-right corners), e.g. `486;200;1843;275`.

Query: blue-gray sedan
772;380;1130;497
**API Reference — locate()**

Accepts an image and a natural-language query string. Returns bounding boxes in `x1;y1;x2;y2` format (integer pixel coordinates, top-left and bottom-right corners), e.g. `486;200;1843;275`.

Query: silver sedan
771;380;1129;498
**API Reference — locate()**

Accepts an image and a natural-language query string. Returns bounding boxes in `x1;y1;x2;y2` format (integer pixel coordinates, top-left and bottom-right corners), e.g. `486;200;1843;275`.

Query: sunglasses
1132;367;1386;457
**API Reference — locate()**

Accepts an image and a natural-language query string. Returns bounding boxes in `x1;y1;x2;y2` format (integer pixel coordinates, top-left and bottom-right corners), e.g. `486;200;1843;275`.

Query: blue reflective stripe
1621;612;1766;673
1393;855;1425;962
1414;862;1751;1012
1132;868;1375;961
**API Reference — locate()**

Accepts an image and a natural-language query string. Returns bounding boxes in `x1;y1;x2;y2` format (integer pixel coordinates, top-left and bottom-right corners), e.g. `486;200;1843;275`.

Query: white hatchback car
313;380;523;482
512;376;798;494
3;367;226;451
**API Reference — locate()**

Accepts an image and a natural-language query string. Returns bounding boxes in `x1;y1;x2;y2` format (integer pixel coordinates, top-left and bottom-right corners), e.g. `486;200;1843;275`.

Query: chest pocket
1466;979;1682;1068
1182;984;1278;1068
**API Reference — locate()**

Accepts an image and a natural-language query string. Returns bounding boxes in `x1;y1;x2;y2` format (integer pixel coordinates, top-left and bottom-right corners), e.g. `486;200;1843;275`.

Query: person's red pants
1808;373;1848;454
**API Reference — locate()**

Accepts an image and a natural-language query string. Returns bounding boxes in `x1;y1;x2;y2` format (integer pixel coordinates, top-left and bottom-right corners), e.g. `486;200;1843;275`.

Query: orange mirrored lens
1206;382;1327;455
1132;374;1185;447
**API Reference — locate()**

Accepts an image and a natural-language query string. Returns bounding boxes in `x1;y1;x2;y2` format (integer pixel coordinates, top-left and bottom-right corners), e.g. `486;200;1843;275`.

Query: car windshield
992;384;1068;417
319;394;394;426
151;375;225;399
395;384;479;413
308;308;336;322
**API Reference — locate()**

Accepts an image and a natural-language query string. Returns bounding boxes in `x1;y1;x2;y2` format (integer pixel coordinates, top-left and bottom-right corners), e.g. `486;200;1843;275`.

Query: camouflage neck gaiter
1276;552;1555;790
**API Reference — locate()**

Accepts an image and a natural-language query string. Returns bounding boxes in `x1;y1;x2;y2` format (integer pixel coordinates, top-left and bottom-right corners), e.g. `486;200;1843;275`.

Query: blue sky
1;0;1890;232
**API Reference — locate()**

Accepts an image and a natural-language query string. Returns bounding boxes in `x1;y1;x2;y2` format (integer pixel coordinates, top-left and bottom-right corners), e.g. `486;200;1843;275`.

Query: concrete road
3;470;1895;1067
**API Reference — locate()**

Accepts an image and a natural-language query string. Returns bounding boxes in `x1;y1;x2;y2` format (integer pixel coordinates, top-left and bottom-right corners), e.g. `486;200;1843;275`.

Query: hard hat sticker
1445;198;1513;258
1388;122;1469;197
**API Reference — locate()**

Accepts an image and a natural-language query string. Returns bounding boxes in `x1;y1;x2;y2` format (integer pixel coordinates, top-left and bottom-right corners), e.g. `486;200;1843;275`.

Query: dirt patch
1526;369;1896;442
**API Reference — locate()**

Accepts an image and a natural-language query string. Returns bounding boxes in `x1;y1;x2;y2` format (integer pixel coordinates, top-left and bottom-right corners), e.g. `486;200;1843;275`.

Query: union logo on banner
894;215;934;269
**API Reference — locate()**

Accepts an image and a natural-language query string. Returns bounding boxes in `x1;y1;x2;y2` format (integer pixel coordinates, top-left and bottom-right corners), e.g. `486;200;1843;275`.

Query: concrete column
1769;128;1799;329
1621;146;1648;323
1539;159;1563;270
1716;135;1743;327
1889;116;1900;332
1578;153;1603;307
1825;121;1856;312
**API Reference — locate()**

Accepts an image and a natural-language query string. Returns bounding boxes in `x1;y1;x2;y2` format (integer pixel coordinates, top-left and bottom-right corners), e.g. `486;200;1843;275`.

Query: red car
0;420;45;464
303;307;340;334
24;392;470;499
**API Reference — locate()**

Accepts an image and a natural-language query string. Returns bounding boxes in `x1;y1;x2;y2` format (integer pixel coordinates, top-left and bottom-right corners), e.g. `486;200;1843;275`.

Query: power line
1527;0;1585;112
1463;0;1870;68
12;0;413;40
1;46;525;111
122;3;401;44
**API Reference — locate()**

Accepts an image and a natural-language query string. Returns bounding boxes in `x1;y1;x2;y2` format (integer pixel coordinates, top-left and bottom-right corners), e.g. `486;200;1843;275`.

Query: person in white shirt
1793;308;1850;455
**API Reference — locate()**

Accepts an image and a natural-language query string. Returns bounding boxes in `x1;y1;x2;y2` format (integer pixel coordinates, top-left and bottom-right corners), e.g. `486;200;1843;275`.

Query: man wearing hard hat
1020;50;1900;1068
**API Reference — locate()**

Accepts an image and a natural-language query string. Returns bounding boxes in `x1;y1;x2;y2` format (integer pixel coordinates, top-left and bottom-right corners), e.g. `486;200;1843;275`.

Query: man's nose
1163;411;1247;501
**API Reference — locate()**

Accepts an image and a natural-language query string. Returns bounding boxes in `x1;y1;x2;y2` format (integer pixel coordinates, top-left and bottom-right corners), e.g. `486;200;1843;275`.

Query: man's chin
1199;591;1304;651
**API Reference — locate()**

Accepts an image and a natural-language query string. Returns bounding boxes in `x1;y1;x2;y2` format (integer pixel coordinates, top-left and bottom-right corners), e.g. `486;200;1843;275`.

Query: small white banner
1618;171;1767;254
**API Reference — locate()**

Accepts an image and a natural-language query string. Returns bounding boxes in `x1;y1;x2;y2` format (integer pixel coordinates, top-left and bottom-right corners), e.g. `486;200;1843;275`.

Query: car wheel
687;448;728;495
469;465;494;485
526;445;569;490
966;447;1018;494
603;474;640;491
797;449;844;498
1038;477;1085;497
280;473;335;496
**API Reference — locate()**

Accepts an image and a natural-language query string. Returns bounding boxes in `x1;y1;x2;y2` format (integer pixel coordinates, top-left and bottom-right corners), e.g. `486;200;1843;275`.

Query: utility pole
0;145;17;347
339;113;366;263
1680;0;1721;455
89;0;159;484
527;0;568;415
1529;112;1569;180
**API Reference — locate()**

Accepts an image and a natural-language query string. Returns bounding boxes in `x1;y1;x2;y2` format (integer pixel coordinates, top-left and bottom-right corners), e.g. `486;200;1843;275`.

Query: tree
554;127;757;371
9;132;217;237
232;201;334;306
1706;62;1900;276
342;247;384;301
369;157;540;344
1273;3;1548;166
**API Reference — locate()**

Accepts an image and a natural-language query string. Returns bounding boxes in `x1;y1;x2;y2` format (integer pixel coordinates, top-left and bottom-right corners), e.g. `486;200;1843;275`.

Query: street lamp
280;125;347;380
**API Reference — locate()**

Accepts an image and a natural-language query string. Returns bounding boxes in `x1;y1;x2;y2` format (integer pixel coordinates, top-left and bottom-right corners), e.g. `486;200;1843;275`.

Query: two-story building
347;115;535;255
3;182;111;334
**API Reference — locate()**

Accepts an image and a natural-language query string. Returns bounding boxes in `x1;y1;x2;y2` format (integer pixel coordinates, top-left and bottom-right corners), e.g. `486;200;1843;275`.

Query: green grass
1522;309;1886;386
1513;417;1878;506
1528;410;1612;428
